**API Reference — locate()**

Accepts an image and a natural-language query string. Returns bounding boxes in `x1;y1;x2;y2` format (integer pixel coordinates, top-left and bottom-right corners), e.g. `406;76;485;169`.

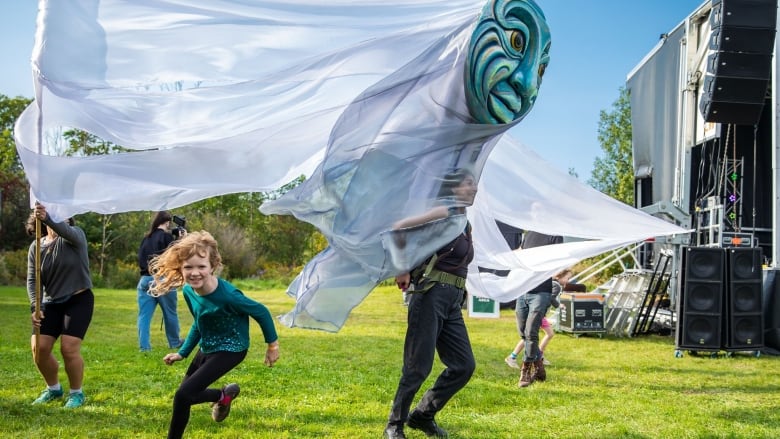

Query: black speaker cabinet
725;248;764;349
700;73;769;124
700;0;777;125
702;75;768;103
710;26;776;54
699;52;772;125
710;0;778;30
699;97;767;125
706;52;773;80
678;247;725;349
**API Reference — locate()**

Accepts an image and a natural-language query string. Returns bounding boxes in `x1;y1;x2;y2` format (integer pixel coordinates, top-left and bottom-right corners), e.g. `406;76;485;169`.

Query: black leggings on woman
167;349;247;439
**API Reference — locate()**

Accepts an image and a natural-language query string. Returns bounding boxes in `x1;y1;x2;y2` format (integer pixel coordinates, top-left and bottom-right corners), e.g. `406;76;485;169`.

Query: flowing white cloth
466;135;688;303
15;0;486;221
14;0;687;332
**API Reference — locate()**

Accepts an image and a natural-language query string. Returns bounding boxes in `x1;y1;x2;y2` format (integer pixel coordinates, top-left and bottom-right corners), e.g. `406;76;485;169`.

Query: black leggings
167;349;247;439
37;289;94;339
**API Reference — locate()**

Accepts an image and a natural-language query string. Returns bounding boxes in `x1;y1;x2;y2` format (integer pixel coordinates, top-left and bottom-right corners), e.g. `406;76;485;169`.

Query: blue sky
0;1;704;178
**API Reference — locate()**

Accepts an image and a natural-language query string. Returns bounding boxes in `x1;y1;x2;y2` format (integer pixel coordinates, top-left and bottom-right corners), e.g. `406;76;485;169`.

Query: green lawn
0;284;778;438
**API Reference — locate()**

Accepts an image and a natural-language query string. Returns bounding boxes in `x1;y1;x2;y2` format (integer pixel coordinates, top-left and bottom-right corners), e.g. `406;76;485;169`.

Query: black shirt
433;224;473;279
137;228;174;276
521;231;563;293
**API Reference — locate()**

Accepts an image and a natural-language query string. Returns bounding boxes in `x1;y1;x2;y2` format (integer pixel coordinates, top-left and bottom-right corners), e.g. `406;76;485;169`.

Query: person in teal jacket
149;230;280;439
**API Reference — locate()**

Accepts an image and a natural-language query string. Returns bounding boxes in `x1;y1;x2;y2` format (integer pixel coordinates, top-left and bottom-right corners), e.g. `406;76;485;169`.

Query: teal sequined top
178;278;278;357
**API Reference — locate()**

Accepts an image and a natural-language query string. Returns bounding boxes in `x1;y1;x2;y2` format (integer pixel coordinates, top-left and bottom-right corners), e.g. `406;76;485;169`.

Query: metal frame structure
629;1;779;305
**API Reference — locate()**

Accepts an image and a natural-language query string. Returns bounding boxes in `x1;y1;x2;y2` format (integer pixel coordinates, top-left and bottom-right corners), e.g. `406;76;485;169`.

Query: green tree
56;129;135;282
255;176;323;267
576;87;638;288
176;177;324;276
0;94;32;173
589;87;634;205
0;95;34;251
2;103;324;284
62;129;131;156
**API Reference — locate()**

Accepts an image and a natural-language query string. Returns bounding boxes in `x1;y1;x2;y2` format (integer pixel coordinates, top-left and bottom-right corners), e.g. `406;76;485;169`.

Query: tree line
0;89;633;288
0;94;326;288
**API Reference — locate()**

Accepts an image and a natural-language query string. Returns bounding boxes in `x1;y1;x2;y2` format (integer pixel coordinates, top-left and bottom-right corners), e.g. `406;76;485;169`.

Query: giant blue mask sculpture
261;0;553;331
465;0;551;124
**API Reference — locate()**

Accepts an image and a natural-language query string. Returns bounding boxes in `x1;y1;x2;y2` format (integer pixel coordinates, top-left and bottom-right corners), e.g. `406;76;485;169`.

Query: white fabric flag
15;0;687;332
15;0;486;221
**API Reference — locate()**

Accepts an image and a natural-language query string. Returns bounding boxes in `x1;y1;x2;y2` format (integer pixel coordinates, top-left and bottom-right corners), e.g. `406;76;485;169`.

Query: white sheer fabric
14;1;687;332
467;135;688;303
264;130;687;331
15;0;485;221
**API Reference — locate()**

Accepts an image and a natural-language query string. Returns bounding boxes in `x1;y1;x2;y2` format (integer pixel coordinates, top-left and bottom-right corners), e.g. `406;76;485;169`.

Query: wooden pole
33;218;41;364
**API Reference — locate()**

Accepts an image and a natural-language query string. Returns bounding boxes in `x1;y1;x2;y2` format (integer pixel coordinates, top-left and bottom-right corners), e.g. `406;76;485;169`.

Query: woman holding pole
26;203;94;409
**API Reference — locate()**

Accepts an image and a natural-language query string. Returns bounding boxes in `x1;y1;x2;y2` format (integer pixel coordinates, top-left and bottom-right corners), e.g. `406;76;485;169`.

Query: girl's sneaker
212;383;240;422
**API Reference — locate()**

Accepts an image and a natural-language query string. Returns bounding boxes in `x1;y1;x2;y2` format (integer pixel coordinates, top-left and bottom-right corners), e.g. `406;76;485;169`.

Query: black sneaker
407;411;448;438
383;425;407;439
211;383;240;422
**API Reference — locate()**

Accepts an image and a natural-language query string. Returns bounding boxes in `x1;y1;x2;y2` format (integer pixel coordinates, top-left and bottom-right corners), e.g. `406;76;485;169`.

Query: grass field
1;284;778;438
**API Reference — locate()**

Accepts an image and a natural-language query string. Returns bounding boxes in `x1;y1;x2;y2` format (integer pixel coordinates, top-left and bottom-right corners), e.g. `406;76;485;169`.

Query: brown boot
533;359;547;382
518;361;535;387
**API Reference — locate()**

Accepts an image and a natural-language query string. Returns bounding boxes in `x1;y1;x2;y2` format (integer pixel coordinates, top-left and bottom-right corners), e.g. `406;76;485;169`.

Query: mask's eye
538;63;547;77
508;30;526;53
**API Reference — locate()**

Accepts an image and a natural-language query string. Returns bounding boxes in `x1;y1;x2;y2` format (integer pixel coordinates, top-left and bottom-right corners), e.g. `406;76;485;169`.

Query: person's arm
35;204;87;249
391;205;450;251
265;340;280;367
137;237;148;272
26;242;37;308
45;218;86;248
175;292;200;358
176;324;200;358
239;295;278;344
161;230;175;248
392;205;448;230
234;290;280;366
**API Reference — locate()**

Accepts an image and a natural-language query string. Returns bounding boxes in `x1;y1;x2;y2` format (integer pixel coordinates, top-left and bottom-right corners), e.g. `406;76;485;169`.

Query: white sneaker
504;356;520;369
543;358;551;366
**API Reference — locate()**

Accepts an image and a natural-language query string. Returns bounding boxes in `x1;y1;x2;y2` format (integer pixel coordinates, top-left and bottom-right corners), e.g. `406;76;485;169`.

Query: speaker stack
725;247;764;348
699;0;778;125
678;247;725;349
677;246;764;351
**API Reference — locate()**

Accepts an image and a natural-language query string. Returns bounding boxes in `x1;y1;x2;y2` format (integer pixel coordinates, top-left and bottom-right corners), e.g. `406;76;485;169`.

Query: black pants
387;283;475;428
167;349;247;439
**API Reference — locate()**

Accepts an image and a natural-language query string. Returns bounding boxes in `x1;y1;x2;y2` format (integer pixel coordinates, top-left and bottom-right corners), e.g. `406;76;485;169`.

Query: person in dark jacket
505;268;571;369
515;231;563;388
384;169;477;439
26;203;94;408
137;211;182;352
